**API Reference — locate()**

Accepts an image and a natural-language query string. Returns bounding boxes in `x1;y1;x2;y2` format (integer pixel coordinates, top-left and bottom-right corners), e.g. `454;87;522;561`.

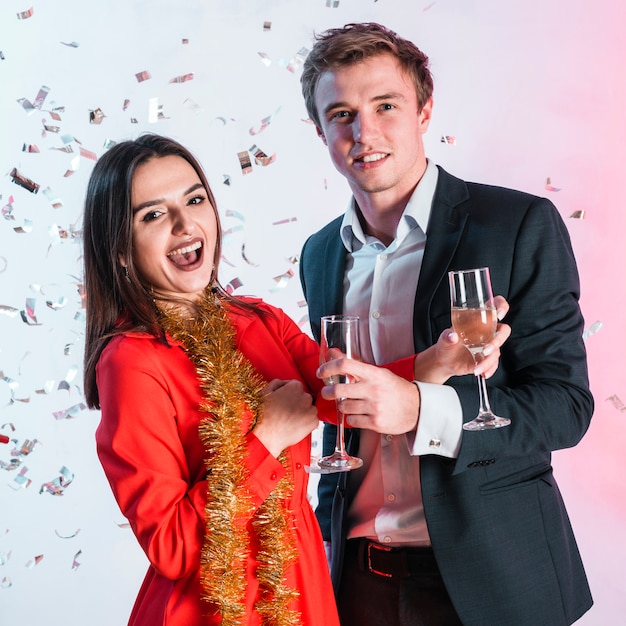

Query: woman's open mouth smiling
167;239;203;267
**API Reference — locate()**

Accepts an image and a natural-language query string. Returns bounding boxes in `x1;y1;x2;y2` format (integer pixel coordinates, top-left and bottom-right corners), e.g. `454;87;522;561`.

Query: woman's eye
141;209;162;222
188;195;205;205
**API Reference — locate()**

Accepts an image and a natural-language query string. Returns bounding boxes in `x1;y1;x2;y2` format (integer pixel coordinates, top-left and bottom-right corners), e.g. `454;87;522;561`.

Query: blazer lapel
413;167;470;351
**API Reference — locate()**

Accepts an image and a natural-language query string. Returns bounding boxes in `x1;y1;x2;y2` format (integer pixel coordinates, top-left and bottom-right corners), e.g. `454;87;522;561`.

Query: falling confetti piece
13;219;34;234
89;107;105;124
40;465;74;495
223;174;231;186
582;320;602;339
286;47;309;73
10;466;32;490
250;144;276;166
55;528;81;539
183;98;203;114
0;551;11;565
263;21;271;31
441;135;457;145
258;52;272;66
60;41;79;48
250;107;281;135
52;402;87;420
2;195;15;220
0;435;9;444
424;1;437;10
9;167;39;193
17;7;34;19
11;439;40;457
20;298;41;325
569;210;585;219
1;577;12;589
225;277;243;294
22;143;40;152
135;70;152;82
326;0;340;7
237;150;253;175
241;244;259;267
544;177;561;192
25;555;44;568
148;97;168;122
271;268;295;291
273;217;298;225
72;550;82;570
0;257;7;273
0;305;20;318
606;395;626;413
169;72;194;83
43;186;63;208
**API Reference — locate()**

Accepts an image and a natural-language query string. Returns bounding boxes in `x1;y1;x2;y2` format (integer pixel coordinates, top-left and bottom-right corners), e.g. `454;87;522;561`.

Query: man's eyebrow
322;92;407;115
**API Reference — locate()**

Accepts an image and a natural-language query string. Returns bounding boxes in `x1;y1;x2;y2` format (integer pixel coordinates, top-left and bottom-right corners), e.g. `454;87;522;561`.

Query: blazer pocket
479;461;553;495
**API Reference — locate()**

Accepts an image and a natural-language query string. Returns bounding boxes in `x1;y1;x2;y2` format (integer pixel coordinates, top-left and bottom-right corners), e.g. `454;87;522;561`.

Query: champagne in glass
318;315;363;471
449;267;510;430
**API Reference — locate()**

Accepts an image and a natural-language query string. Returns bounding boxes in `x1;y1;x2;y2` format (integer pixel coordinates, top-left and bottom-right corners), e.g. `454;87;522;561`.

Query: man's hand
317;359;421;434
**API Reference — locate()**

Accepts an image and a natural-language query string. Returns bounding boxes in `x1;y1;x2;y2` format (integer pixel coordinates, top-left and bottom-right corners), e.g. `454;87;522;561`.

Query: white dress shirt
340;160;463;547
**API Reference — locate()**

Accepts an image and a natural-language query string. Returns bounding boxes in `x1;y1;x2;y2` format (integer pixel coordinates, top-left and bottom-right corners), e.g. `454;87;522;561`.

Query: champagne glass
449;268;511;430
318;315;363;471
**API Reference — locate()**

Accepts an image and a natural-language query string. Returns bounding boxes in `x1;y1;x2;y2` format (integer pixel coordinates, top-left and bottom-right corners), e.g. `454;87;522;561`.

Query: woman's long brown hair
82;133;253;409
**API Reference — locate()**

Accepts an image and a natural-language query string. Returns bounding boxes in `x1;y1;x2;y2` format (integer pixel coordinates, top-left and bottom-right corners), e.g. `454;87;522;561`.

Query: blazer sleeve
452;197;594;472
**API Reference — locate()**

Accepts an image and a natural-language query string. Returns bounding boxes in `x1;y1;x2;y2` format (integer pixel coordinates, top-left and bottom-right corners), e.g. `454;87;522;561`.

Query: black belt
350;538;440;579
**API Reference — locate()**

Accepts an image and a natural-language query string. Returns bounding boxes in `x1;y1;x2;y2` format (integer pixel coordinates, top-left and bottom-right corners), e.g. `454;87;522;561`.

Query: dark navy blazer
299;166;593;626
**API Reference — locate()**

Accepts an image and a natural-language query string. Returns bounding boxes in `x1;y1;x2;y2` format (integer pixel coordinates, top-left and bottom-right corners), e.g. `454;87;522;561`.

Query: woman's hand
252;379;319;458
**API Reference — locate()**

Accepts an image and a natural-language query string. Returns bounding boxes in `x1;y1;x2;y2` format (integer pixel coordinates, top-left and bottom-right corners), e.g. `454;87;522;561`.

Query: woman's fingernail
483;344;494;356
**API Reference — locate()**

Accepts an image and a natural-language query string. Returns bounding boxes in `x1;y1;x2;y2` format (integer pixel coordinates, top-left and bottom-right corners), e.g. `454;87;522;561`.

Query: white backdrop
1;1;624;624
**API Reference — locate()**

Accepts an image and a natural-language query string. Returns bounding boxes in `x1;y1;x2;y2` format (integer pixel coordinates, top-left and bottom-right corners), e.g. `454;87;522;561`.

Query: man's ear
316;126;328;146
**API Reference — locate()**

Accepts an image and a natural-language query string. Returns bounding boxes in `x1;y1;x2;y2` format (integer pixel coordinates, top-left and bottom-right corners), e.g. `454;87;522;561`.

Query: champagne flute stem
335;402;347;455
476;372;494;417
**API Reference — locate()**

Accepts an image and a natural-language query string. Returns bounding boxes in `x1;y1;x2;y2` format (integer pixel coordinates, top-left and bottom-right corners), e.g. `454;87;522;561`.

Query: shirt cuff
406;381;462;458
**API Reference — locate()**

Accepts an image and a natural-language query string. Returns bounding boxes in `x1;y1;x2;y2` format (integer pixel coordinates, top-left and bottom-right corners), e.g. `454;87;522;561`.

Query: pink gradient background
0;1;624;623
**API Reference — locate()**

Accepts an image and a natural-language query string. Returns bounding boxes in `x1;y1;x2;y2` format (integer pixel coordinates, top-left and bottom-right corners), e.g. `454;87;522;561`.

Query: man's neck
353;187;415;247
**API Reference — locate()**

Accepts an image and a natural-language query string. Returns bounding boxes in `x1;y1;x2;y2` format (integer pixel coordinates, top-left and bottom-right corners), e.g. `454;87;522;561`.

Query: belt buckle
367;541;393;578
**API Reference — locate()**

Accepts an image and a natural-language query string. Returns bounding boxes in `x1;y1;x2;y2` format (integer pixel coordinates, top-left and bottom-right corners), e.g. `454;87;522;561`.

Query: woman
83;134;507;625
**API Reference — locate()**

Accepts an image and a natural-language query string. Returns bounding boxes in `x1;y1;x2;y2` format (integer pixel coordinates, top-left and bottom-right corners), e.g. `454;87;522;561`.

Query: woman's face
126;155;218;302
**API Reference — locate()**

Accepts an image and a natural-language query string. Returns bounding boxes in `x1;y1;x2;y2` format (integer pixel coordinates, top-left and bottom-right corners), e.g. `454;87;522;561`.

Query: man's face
314;52;432;205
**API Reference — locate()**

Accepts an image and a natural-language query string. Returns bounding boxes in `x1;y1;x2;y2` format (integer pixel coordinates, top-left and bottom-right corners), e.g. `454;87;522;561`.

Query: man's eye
380;103;394;111
331;110;351;120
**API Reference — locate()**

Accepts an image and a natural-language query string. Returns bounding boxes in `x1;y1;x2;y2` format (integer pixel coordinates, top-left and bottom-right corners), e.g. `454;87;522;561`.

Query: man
299;22;593;626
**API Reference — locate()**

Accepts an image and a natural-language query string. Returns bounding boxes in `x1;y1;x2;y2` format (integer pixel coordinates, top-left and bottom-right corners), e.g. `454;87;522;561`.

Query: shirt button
429;438;441;449
379;253;388;261
387;493;396;502
383;536;392;544
386;434;393;441
372;311;381;319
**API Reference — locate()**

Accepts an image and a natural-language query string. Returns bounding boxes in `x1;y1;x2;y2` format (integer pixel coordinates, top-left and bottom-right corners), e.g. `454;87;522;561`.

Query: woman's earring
123;266;131;283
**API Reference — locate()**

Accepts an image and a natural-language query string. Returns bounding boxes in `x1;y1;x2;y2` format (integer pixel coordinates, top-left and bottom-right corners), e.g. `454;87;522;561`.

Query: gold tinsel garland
157;290;300;625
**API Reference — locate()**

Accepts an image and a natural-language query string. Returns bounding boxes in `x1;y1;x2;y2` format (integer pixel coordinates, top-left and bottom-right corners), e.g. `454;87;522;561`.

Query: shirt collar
340;159;439;252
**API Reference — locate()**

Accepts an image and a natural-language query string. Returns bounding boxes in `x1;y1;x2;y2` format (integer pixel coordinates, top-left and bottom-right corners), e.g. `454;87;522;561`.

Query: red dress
96;299;414;625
